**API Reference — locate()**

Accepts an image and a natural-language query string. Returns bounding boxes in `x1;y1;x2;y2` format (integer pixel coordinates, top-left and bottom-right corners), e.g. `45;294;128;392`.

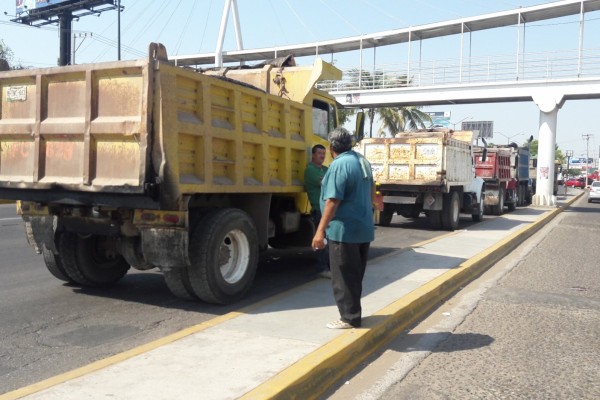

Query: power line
174;0;199;55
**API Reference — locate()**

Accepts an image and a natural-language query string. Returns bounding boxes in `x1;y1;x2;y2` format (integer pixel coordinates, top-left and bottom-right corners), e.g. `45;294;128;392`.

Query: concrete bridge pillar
532;93;565;207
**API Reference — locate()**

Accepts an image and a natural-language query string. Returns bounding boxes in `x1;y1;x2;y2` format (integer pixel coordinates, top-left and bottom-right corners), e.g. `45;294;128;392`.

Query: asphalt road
327;194;600;400
0;204;480;394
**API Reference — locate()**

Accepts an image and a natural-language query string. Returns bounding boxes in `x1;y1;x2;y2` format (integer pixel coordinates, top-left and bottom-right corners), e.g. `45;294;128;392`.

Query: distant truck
474;147;515;215
474;143;531;214
0;43;360;304
510;144;533;206
358;129;485;231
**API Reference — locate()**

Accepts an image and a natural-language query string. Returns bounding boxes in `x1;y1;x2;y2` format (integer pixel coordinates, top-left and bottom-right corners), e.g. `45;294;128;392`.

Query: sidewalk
2;192;582;400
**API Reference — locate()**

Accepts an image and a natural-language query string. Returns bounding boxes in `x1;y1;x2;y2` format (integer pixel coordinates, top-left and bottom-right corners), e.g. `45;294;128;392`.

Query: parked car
566;178;586;188
588;181;600;203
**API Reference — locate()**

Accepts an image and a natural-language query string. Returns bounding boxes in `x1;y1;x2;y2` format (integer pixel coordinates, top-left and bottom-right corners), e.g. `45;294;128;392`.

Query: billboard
462;121;493;138
16;0;114;15
425;111;451;128
569;157;593;165
16;0;68;14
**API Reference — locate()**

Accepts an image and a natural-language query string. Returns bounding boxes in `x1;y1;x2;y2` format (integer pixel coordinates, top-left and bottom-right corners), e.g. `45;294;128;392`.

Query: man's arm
311;198;340;250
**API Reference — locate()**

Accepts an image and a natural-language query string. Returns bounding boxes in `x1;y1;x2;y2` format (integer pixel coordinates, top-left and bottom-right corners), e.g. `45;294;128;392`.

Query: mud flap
141;228;190;268
422;193;443;211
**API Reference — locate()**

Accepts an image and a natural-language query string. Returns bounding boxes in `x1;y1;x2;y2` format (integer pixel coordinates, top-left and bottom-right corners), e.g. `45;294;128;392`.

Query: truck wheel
494;187;505;215
163;268;197;301
41;243;73;282
517;186;524;207
58;232;130;287
377;210;394;226
401;208;421;219
441;191;460;231
187;209;259;304
472;193;484;222
507;200;516;212
427;210;442;230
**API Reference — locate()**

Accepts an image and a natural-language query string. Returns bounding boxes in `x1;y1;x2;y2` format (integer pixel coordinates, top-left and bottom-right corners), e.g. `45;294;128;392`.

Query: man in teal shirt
304;144;330;278
311;127;375;329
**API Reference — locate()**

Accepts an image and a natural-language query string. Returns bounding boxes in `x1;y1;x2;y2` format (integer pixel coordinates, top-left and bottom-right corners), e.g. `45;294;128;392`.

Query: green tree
0;40;12;71
0;40;25;70
338;108;355;126
528;139;565;164
377;106;431;137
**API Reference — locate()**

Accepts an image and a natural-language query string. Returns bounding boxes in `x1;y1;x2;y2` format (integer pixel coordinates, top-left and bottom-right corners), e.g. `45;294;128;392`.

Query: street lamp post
565;150;573;194
451;116;472;131
495;132;524;145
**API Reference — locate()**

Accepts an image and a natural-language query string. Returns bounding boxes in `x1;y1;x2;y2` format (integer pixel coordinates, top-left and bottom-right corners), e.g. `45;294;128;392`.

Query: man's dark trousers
329;240;370;327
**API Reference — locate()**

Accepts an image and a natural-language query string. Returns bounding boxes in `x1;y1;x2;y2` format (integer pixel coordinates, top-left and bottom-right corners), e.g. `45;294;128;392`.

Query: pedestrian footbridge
172;0;600;207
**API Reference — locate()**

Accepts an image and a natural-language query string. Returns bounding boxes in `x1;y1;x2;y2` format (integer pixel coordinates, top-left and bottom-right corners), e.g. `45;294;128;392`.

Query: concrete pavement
0;191;583;400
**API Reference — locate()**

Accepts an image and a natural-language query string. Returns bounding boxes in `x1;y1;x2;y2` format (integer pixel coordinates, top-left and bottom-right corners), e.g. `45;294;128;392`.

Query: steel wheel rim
218;229;250;284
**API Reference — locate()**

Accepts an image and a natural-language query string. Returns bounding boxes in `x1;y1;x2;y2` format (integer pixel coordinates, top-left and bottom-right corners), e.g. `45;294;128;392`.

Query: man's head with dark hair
328;127;355;154
311;144;327;167
312;144;326;154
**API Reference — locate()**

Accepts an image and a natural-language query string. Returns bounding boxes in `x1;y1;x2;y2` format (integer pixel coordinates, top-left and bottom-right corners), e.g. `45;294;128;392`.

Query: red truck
474;147;517;215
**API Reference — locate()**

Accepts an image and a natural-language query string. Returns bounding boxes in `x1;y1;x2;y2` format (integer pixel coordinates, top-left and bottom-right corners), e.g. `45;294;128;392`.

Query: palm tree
343;68;430;137
377;106;432;137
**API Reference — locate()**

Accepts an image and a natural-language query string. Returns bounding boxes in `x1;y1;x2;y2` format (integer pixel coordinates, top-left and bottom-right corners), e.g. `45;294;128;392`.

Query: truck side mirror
481;148;488;162
355;111;365;141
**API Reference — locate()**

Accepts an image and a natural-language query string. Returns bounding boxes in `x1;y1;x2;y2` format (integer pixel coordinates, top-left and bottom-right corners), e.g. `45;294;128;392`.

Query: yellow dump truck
0;43;360;303
358;130;485;231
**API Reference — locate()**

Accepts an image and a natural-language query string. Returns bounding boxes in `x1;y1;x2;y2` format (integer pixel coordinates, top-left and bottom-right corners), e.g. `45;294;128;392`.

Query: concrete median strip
239;193;583;400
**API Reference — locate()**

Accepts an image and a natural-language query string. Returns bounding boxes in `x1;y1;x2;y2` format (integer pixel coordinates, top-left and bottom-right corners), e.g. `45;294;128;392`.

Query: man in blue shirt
311;127;375;329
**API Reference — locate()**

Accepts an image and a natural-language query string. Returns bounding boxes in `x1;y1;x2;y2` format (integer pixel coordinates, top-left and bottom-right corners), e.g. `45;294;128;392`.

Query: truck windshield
312;100;336;141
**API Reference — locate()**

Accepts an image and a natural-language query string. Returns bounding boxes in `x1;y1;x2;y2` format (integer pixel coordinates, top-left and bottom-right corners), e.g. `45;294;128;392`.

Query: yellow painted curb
240;193;583;400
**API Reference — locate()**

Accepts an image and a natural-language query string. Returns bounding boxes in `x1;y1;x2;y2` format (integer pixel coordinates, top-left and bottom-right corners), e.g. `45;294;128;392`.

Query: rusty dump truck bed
358;130;476;187
0;45;317;207
474;147;512;181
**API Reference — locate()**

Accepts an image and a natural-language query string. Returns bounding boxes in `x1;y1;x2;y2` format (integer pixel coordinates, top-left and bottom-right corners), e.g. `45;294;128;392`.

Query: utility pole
565;150;573;194
583;134;593;186
72;32;91;65
117;0;121;60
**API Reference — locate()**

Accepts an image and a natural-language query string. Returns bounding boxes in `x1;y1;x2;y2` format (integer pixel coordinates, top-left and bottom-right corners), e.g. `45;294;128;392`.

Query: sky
1;0;600;161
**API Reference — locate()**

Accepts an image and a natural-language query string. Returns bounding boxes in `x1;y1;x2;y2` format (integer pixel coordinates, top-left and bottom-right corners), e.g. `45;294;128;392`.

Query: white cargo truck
358;129;485;231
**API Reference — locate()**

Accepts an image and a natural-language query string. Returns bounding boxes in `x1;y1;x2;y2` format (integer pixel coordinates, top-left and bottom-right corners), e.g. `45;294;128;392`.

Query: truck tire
441;191;460;231
494;187;505;215
377;210;394;227
517;186;525;207
187;208;259;304
163;268;197;301
401;208;421;219
58;232;130;287
41;243;73;282
507;190;516;211
472;193;484;222
427;210;442;230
